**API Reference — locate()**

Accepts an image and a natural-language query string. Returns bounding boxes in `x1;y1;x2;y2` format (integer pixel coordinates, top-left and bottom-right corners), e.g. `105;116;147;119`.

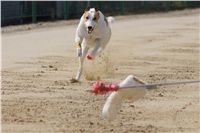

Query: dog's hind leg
75;41;89;81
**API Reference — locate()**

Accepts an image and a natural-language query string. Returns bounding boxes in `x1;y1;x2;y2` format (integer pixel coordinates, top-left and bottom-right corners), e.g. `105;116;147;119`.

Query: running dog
70;7;114;83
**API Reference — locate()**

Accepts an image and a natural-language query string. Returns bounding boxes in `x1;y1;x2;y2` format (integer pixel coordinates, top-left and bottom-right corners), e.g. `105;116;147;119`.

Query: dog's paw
86;54;93;60
70;78;79;83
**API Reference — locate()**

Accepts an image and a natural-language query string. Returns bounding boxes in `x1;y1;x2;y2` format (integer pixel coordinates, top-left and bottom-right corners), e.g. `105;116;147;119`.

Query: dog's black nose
88;26;92;30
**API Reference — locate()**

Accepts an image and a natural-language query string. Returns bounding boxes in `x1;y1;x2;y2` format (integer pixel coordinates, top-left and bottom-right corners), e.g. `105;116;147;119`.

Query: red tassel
91;81;119;95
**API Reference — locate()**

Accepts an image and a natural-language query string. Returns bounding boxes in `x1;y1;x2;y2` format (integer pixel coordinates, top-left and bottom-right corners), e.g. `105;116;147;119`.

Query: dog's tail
107;16;115;25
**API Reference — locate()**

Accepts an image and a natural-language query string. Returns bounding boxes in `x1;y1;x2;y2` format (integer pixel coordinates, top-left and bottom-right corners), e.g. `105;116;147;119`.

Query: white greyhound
70;7;114;83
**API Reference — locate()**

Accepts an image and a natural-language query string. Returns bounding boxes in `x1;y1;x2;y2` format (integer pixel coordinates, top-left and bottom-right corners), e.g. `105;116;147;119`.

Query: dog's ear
94;7;99;12
85;7;91;12
85;7;99;12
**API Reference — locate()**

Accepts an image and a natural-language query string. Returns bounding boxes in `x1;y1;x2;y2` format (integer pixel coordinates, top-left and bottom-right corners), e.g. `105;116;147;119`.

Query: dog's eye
86;16;89;20
93;17;96;21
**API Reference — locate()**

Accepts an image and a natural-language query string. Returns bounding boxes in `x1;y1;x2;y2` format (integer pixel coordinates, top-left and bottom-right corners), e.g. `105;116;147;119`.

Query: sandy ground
1;9;200;133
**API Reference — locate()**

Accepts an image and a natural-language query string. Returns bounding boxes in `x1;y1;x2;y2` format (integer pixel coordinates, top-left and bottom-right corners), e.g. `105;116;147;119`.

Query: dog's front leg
75;45;89;81
87;39;101;60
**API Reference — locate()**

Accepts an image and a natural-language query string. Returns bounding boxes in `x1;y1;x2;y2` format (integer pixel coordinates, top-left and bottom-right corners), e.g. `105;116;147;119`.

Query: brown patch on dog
83;9;99;23
94;11;100;23
84;11;90;22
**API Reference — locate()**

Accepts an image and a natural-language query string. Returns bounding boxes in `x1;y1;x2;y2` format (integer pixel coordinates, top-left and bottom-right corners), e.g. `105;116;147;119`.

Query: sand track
1;9;200;133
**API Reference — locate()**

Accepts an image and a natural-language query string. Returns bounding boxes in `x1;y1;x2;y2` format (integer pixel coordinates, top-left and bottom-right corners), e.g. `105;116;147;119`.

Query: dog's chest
85;34;98;40
85;31;101;40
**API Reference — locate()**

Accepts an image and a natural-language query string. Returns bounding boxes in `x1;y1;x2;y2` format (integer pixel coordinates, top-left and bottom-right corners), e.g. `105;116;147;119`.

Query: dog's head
83;7;100;34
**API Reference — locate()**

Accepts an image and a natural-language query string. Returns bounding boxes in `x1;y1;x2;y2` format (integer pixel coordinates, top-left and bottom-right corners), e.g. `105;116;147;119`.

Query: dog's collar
76;42;81;48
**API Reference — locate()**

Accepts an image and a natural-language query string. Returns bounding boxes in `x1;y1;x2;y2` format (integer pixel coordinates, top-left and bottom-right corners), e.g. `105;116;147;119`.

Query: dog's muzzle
87;26;94;34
